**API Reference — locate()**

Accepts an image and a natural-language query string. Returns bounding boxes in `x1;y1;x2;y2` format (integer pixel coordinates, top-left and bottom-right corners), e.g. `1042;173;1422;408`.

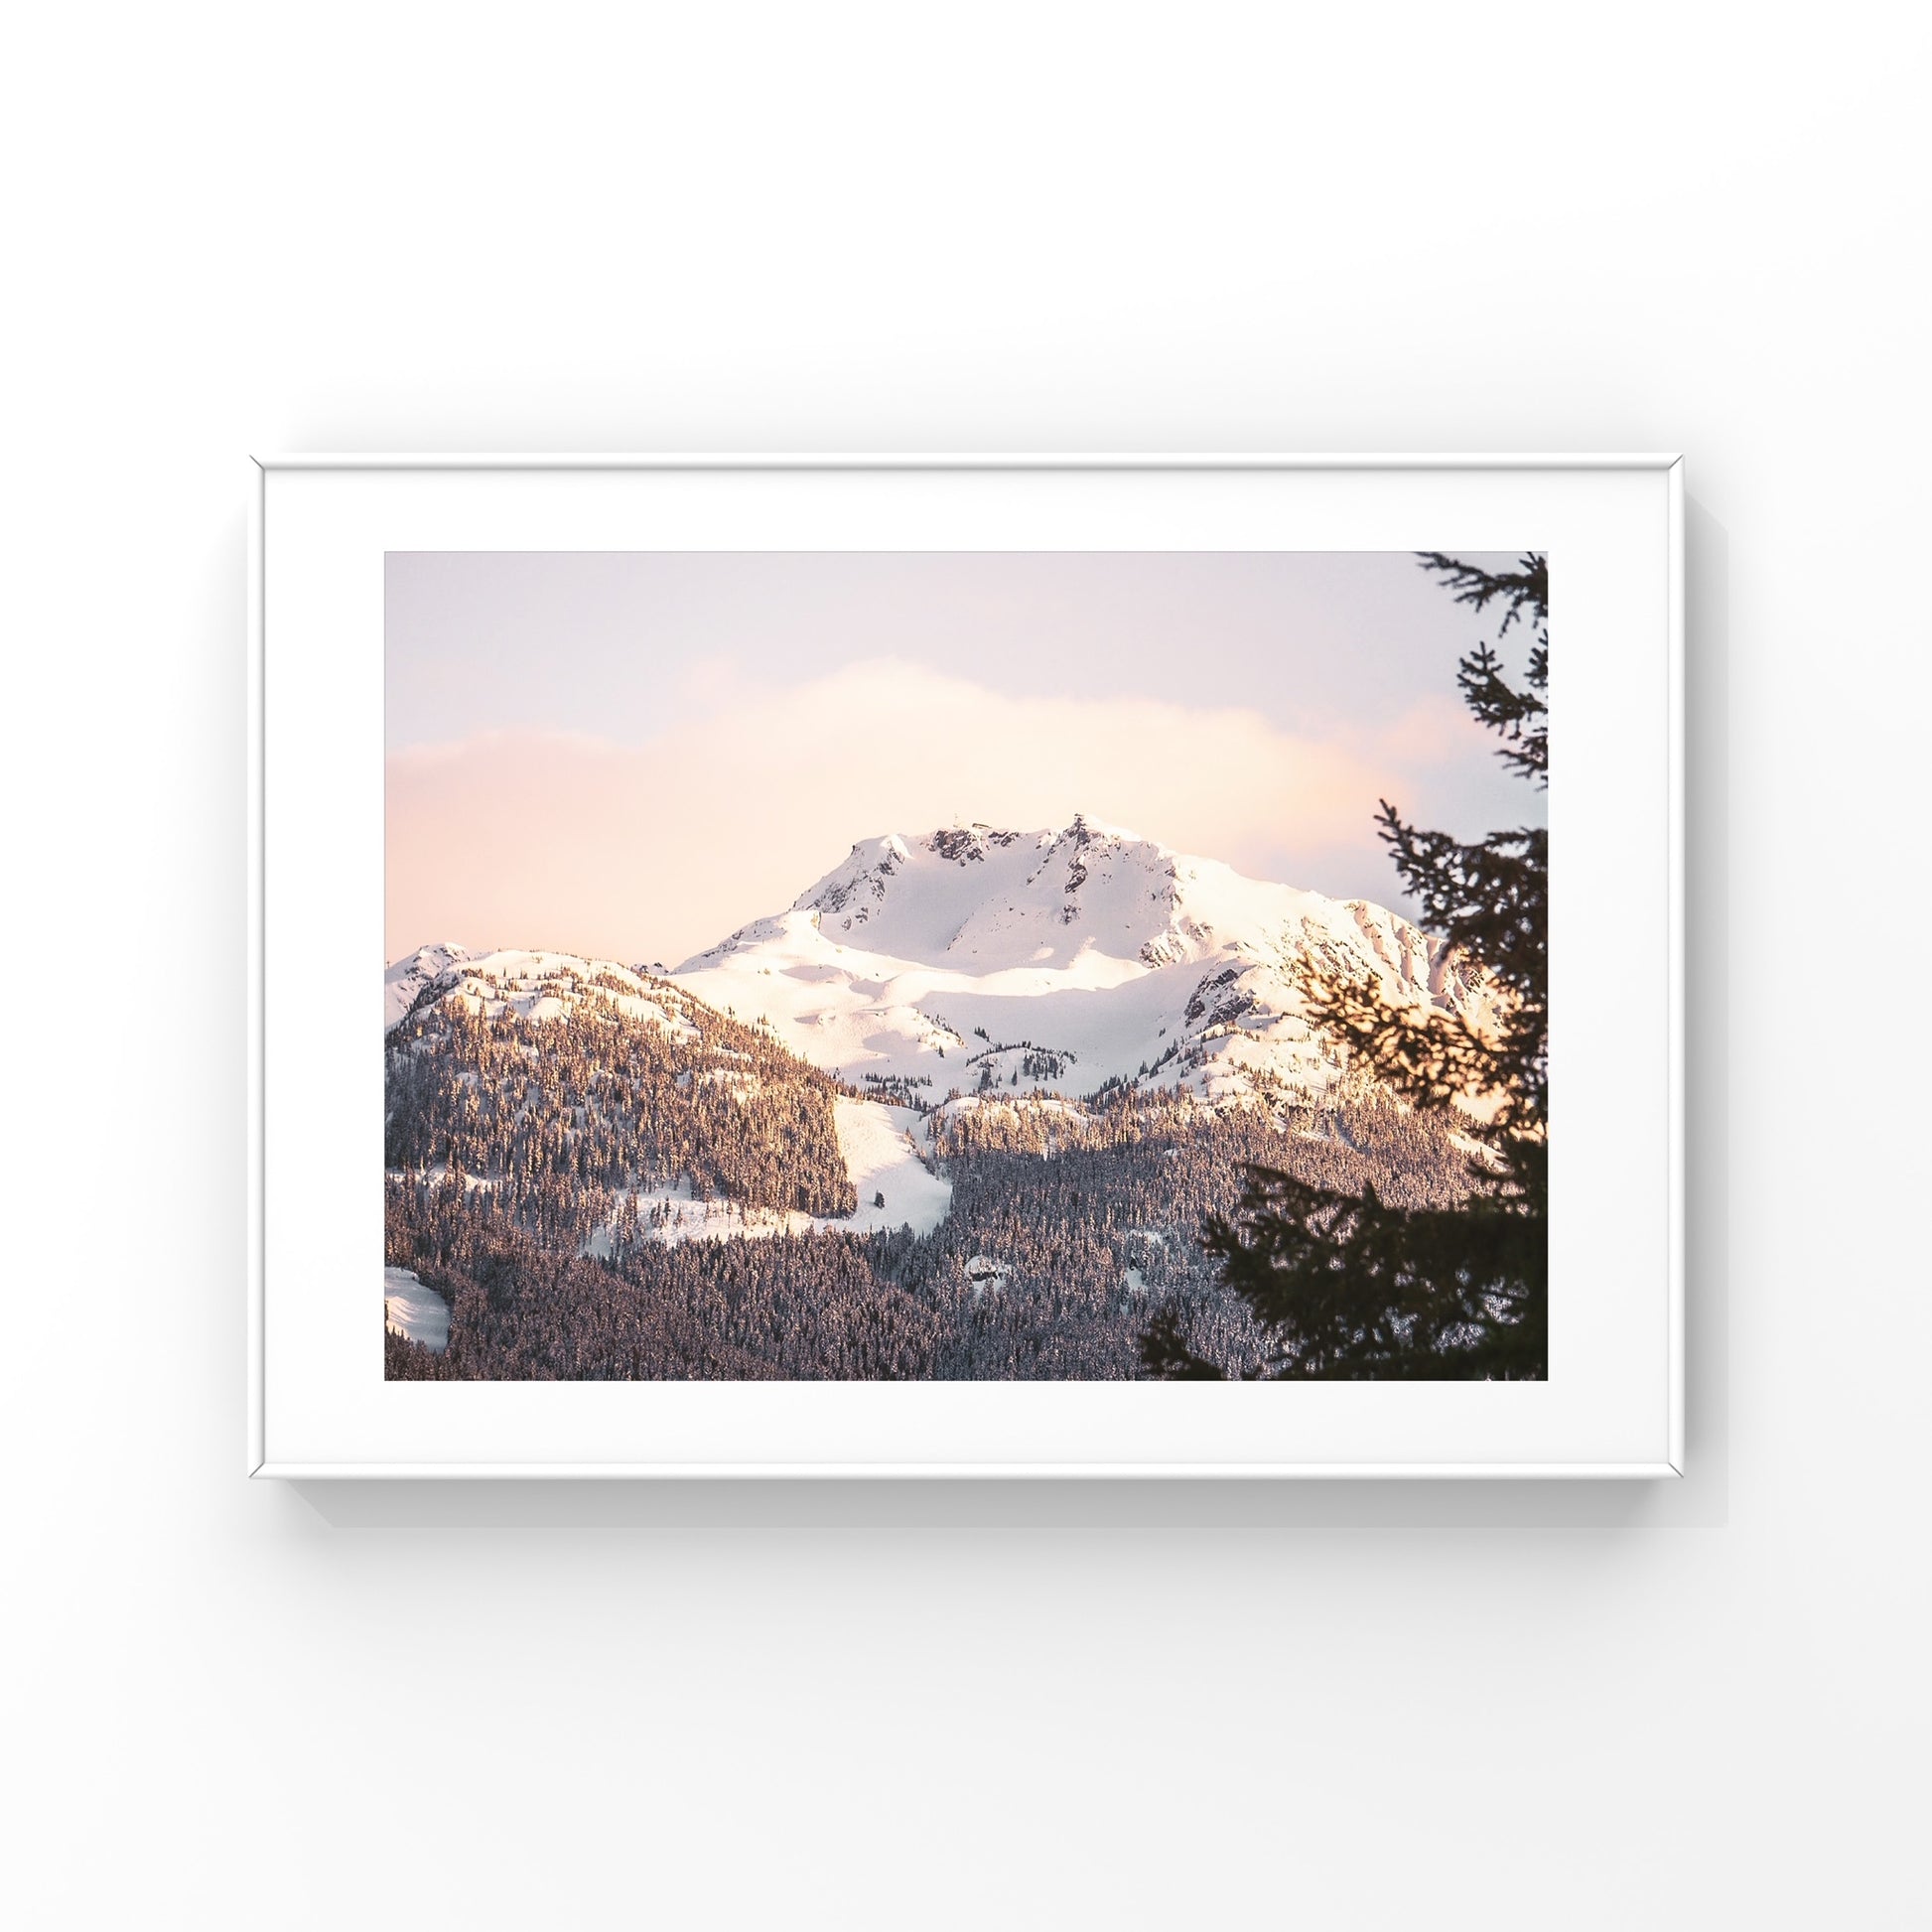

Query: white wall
7;5;1924;1926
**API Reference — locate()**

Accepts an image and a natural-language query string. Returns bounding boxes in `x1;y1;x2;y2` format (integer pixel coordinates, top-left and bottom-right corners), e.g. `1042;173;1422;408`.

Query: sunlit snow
830;1097;952;1235
669;817;1484;1109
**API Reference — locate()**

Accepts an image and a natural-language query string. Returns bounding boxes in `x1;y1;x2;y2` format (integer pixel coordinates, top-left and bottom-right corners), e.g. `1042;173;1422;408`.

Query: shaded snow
594;1182;819;1248
384;1267;449;1351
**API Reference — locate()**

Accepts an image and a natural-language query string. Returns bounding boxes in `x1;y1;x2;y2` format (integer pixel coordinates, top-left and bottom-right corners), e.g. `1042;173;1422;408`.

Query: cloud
386;658;1488;964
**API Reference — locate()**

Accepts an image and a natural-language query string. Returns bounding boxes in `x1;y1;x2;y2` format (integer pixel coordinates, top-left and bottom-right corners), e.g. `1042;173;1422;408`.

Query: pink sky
386;551;1537;965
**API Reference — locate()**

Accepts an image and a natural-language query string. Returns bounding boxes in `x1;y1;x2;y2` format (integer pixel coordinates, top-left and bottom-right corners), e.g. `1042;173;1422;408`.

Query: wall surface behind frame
3;4;1924;1927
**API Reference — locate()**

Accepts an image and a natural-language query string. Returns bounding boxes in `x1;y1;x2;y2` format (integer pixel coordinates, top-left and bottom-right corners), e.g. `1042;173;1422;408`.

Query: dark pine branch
1148;548;1551;1381
1416;550;1547;634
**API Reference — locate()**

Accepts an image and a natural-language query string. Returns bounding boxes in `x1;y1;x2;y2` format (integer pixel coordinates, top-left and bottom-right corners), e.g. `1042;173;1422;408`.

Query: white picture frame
249;453;1684;1478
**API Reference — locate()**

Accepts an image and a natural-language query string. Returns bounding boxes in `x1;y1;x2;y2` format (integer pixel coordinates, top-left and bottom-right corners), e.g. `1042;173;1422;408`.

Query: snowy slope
829;1097;952;1233
384;941;477;1030
579;1100;952;1250
383;1267;449;1350
382;945;949;1236
671;816;1488;1111
384;946;710;1038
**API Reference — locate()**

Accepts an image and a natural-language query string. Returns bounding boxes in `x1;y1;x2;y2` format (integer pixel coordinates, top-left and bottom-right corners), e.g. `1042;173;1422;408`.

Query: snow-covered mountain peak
384;945;713;1039
1062;810;1151;846
383;940;478;1029
686;816;1295;979
387;819;1491;1118
670;821;1490;1113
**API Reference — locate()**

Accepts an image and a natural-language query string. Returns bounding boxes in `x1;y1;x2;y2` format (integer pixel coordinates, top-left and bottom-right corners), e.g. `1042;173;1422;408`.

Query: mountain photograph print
383;550;1548;1382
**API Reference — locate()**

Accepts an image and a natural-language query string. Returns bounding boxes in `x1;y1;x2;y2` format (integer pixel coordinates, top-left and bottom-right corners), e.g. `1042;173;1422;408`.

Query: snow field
383;1267;450;1351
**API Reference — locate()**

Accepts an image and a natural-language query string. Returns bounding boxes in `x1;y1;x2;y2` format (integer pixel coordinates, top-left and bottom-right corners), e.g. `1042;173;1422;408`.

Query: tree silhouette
1144;550;1549;1380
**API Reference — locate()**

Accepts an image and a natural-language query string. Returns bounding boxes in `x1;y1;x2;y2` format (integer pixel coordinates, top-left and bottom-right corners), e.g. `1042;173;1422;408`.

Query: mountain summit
673;819;1487;1109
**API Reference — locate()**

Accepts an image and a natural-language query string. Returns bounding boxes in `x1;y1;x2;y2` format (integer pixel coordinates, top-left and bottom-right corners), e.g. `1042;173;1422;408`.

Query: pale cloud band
386;656;1493;966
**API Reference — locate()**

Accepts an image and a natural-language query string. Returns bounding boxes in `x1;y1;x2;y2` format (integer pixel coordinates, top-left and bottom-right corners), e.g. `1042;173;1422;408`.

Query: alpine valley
383;818;1490;1381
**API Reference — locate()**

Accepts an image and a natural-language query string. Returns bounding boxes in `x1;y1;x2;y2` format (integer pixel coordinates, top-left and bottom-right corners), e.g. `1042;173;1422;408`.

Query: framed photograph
248;454;1684;1476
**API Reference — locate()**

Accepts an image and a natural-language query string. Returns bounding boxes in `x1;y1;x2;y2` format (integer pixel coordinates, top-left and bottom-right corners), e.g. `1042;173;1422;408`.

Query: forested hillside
387;1064;1472;1381
385;959;856;1262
